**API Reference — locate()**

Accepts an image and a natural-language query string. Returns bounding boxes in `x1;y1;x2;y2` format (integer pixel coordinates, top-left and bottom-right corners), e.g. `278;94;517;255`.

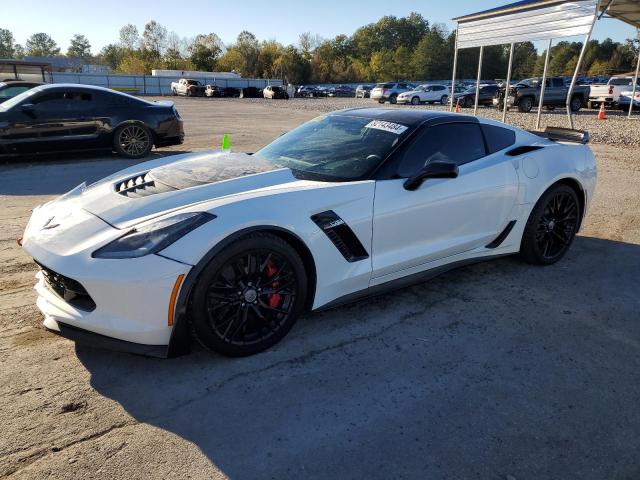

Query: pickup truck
171;78;205;97
494;77;590;113
588;76;640;109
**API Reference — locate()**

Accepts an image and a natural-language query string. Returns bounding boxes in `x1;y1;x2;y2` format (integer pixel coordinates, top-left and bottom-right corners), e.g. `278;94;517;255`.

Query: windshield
0;87;40;111
254;115;411;181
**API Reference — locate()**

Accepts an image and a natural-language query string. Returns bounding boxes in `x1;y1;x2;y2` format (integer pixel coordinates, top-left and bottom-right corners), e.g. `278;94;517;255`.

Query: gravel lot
1;97;639;480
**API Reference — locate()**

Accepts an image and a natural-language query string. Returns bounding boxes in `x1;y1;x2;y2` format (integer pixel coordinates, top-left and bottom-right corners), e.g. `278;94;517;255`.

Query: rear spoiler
529;127;590;144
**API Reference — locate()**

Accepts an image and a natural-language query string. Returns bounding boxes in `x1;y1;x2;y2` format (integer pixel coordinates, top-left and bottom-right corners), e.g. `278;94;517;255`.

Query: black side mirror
21;103;35;114
403;161;459;191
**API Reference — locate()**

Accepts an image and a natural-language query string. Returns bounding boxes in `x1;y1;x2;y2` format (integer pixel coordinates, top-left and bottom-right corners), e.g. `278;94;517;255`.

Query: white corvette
21;109;597;357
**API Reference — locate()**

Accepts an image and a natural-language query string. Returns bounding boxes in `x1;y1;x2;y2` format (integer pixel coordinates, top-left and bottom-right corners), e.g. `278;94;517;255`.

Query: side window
552;78;564;88
396;123;487;177
0;86;30;98
481;124;516;154
32;91;92;112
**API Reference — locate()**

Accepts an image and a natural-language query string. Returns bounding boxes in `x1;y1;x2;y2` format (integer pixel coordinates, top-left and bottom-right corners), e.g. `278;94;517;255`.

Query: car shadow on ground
76;235;640;480
0;149;192;196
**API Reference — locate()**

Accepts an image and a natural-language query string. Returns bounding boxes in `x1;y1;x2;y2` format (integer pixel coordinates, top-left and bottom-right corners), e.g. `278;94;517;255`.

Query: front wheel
411;96;420;105
189;233;307;357
520;184;580;265
113;124;152;159
518;97;533;113
389;94;398;104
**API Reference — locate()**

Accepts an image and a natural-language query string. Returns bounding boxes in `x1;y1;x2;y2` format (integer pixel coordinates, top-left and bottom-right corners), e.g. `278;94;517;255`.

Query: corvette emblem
41;216;60;230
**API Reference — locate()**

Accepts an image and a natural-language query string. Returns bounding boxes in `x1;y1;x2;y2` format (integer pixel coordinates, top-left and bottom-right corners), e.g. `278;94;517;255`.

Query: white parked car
397;84;451;105
22;109;596;358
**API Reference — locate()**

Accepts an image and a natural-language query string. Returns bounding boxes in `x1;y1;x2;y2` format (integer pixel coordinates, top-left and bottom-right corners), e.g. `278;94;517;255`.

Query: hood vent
115;172;177;198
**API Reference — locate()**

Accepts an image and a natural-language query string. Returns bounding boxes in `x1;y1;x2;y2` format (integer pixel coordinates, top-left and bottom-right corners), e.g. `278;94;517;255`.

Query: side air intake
311;211;369;263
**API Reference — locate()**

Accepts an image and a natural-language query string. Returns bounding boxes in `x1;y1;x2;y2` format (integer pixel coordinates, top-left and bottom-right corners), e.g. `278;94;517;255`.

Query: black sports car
0;84;183;159
0;80;44;104
454;85;500;108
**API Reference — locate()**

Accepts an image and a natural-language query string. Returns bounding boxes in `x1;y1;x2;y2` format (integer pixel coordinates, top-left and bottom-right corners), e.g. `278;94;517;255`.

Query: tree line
1;13;638;83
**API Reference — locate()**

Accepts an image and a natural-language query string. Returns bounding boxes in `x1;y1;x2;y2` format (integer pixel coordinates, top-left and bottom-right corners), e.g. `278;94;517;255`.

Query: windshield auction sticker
365;120;408;135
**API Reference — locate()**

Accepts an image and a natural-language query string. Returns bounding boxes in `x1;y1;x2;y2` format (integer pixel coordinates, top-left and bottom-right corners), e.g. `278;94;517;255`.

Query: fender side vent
486;220;517;249
506;145;544;157
311;211;369;262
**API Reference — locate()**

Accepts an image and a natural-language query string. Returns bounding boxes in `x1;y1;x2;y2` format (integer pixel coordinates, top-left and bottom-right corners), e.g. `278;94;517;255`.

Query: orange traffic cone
598;103;606;120
455;99;461;113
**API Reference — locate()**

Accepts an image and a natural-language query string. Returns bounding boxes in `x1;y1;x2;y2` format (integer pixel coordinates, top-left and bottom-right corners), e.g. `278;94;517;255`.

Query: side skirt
315;253;511;312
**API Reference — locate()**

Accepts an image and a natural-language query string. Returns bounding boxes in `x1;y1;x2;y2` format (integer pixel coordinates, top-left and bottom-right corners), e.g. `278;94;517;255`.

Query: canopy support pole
628;30;640;118
450;26;459;112
536;39;553;130
474;46;484;116
566;0;600;129
502;43;515;123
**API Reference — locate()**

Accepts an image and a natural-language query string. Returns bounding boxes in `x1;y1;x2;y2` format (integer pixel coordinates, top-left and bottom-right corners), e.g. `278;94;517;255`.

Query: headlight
92;212;215;259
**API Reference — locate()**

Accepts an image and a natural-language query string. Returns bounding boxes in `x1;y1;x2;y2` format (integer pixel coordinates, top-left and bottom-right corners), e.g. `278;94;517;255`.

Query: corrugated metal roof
454;0;640;28
455;0;598;49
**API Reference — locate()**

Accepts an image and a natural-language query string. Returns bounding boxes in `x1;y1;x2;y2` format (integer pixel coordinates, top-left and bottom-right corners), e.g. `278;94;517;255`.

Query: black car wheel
570;95;583;112
411;96;420;105
464;96;474;108
518;96;534;113
190;233;307;357
440;95;449;105
545;105;556;111
520;184;580;265
378;99;385;104
389;94;398;104
172;88;177;96
113;124;152;159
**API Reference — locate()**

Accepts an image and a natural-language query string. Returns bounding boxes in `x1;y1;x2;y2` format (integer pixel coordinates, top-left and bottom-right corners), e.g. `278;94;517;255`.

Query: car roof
22;83;157;104
329;108;478;127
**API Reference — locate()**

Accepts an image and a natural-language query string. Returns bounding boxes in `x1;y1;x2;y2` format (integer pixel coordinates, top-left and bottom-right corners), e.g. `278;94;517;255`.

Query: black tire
440;95;449;105
518;96;533;113
411;96;420;105
545;105;556;111
520;184;581;265
189;233;308;357
378;99;385;104
113;124;152;159
570;95;583;112
389;94;398;104
172;88;177;96
464;96;474;108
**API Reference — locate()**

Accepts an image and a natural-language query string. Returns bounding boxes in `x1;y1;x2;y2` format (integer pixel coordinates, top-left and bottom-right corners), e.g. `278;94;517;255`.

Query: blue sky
6;0;638;53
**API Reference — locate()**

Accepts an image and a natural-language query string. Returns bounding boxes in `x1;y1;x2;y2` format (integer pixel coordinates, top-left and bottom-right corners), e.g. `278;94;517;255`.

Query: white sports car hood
55;151;298;229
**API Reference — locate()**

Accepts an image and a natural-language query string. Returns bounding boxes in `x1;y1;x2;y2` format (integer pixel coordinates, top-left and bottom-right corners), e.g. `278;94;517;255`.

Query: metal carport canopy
450;0;640;126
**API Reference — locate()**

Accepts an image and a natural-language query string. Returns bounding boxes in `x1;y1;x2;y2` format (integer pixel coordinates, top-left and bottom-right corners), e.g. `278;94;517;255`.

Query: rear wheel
464;96;474;108
520;184;580;265
113;124;152;159
440;95;449;105
189;233;307;357
545;105;556;111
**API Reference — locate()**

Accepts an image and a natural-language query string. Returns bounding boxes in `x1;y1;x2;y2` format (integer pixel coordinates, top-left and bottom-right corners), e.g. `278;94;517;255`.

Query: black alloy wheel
190;233;307;356
389;94;398;104
113;124;152;159
520;185;580;265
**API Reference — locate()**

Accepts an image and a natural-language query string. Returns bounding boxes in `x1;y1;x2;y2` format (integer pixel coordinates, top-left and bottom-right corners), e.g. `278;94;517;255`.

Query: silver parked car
370;82;417;104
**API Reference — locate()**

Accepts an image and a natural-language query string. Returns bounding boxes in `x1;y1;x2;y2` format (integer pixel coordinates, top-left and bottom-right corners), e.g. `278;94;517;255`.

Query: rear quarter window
481;124;516;154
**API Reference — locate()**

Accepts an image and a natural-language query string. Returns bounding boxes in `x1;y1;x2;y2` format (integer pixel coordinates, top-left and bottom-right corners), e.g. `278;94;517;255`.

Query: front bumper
23;202;191;353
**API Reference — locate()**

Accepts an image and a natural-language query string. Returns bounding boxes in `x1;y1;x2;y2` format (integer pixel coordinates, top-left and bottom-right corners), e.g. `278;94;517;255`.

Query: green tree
188;33;223;71
25;32;60;56
99;43;124;70
119;24;139;50
0;28;18;58
67;34;91;58
142;20;167;57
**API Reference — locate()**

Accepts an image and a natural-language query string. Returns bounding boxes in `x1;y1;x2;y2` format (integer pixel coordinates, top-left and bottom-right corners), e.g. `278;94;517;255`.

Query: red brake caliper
265;260;282;309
